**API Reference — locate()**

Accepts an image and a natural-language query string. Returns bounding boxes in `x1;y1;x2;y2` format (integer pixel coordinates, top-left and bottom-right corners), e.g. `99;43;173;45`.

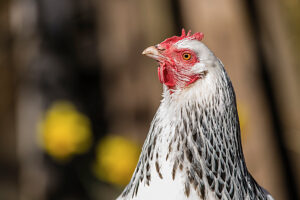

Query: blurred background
0;0;299;199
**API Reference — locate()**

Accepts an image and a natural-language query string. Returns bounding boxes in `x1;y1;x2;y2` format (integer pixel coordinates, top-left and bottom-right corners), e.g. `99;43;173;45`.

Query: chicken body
117;30;274;200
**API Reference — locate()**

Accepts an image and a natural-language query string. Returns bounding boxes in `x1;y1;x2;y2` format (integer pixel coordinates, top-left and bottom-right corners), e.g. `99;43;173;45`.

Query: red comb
160;28;204;48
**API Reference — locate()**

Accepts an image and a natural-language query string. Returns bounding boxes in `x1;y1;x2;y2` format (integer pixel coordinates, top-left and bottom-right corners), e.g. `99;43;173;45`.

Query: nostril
155;45;166;51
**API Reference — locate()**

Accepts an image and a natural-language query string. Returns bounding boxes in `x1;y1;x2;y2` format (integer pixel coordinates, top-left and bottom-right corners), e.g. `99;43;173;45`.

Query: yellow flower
237;102;248;143
93;136;140;186
38;101;92;162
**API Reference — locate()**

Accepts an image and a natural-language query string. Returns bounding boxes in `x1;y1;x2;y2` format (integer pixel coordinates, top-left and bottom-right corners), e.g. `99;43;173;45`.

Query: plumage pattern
117;30;274;200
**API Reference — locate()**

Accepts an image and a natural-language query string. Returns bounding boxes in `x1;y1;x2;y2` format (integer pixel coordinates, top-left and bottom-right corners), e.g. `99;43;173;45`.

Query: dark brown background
0;0;299;199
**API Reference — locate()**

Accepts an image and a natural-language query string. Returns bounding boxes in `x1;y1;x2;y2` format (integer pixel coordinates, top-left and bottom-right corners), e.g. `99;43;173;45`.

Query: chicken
117;29;274;200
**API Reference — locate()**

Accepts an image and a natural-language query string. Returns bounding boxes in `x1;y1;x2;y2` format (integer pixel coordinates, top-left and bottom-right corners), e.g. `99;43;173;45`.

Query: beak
142;46;165;61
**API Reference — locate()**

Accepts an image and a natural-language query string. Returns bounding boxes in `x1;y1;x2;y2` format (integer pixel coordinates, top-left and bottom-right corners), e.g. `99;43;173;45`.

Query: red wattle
163;67;175;87
157;63;176;88
157;67;163;84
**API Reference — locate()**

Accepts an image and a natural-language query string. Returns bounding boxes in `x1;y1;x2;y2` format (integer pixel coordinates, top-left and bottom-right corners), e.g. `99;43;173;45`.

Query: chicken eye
182;53;191;60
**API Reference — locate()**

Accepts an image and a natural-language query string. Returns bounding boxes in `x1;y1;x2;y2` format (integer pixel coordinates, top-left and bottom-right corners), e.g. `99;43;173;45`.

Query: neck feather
121;68;267;200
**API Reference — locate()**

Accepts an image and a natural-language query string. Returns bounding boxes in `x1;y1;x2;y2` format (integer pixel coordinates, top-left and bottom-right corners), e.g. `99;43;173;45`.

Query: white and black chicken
117;30;274;200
